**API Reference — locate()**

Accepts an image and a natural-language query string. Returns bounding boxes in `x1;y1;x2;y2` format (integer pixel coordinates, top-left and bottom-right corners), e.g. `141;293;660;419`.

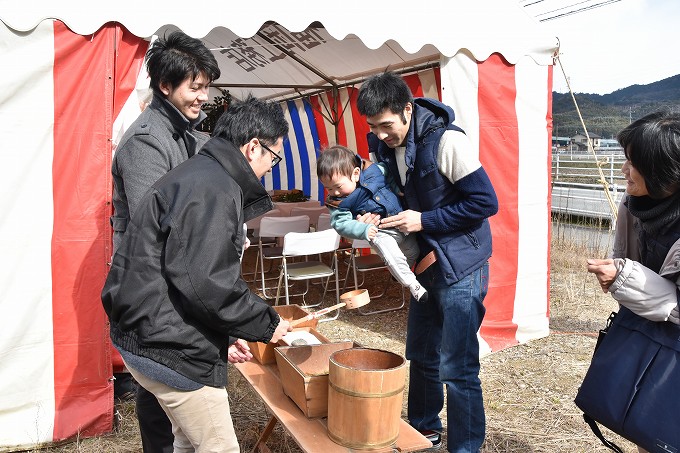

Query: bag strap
582;414;624;453
581;312;624;453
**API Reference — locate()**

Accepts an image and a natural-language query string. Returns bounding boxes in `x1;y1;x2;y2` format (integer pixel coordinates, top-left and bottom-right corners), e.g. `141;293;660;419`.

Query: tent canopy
0;0;558;101
0;1;559;448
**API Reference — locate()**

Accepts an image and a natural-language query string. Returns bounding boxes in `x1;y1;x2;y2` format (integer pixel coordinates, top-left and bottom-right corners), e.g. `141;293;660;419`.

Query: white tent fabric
0;0;558;448
0;0;558;102
0;0;558;59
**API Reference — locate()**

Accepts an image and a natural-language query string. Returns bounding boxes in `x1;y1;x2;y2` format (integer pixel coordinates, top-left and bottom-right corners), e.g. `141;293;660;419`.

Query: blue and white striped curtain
262;68;441;204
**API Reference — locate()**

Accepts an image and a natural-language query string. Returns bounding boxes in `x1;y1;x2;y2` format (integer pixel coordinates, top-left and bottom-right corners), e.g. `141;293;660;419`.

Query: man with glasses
102;95;291;451
262;142;283;168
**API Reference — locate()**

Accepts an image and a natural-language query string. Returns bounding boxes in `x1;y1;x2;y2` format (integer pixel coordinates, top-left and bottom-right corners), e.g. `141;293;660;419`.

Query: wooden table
234;360;432;453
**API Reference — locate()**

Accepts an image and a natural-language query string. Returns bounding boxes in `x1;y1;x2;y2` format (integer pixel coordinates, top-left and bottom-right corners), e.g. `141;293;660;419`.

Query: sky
521;0;679;95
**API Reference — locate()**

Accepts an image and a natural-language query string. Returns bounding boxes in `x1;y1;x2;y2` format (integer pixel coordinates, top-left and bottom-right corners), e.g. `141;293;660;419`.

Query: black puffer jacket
102;136;278;388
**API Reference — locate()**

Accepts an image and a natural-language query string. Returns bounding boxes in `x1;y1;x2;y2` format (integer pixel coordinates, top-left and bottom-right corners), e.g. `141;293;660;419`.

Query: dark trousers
136;385;174;453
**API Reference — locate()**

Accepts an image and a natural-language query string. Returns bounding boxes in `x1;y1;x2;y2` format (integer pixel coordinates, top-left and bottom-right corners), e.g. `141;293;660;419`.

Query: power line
524;0;623;22
534;0;597;17
542;0;622;21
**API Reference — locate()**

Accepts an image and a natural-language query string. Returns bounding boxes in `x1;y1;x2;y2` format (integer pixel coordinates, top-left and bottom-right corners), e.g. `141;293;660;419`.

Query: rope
555;54;619;223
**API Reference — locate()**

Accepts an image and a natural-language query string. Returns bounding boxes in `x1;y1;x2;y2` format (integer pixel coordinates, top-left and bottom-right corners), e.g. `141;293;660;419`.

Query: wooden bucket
327;348;406;449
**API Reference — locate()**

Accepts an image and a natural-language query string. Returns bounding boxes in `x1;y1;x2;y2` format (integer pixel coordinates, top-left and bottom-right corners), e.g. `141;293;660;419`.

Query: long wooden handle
289;303;346;327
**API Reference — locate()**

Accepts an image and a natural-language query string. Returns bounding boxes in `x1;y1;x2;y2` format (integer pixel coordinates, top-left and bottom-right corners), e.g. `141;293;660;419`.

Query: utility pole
629;106;632;124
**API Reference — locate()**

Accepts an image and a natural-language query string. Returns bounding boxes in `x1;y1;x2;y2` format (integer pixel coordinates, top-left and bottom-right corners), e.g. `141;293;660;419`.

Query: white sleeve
609;258;678;322
436;130;482;184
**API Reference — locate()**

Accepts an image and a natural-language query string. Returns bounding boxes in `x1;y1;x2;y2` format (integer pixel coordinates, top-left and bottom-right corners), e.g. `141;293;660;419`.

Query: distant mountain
552;74;680;139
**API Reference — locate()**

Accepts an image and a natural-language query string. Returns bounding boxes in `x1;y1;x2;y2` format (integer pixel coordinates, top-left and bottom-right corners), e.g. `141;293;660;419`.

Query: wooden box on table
247;304;324;365
274;341;356;418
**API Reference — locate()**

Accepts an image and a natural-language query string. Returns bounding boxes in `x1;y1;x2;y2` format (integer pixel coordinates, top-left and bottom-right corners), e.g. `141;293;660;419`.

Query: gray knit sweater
110;96;208;252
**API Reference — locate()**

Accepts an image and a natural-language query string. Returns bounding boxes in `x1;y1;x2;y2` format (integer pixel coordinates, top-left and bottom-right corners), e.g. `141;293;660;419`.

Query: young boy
317;145;427;302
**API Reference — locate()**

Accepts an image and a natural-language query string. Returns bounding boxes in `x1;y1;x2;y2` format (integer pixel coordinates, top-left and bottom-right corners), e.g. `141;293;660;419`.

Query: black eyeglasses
260;142;282;168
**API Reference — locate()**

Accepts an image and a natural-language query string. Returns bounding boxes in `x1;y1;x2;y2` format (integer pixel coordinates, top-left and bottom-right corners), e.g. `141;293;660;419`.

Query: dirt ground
31;225;640;453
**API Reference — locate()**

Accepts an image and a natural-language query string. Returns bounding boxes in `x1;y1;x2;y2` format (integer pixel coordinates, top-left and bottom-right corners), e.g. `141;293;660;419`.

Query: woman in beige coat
587;110;680;453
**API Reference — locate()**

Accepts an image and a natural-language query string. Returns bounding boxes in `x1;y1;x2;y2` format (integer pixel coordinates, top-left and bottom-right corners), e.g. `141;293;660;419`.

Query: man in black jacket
102;95;291;451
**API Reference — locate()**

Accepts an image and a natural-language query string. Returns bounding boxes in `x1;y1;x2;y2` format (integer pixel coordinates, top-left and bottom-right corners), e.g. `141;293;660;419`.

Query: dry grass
24;225;640;453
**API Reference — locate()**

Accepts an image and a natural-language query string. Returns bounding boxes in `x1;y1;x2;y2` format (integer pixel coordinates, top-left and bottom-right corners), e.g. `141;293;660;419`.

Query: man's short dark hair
146;31;220;96
618;110;680;198
212;95;289;148
357;71;413;119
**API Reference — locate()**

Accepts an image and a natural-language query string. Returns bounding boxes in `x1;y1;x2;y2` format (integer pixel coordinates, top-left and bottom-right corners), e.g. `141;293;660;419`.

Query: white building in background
572;132;601;150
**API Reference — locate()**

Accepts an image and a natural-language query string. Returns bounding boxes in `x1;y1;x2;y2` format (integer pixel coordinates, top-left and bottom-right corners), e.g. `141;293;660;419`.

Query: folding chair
343;238;406;315
242;209;282;281
314;211;355;288
317;212;331;231
275;228;341;318
256;215;310;299
289;205;327;231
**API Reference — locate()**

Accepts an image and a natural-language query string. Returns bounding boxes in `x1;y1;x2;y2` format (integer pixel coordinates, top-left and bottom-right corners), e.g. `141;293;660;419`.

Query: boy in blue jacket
317;145;427;302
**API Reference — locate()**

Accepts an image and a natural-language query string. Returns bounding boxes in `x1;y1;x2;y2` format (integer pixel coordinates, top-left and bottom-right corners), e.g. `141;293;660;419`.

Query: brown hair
316;145;359;180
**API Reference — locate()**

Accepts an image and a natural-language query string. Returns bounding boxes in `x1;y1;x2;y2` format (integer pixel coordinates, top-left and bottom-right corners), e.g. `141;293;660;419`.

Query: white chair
314;211;355;288
289;205;328;231
275;228;341;317
242;209;282;281
256;215;310;299
247;208;282;238
343;238;406;315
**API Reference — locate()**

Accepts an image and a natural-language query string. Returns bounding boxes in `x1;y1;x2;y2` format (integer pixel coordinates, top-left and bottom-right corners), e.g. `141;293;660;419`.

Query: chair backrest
317;212;332;231
283;229;341;256
259;215;310;238
245;208;282;231
273;200;321;216
289;206;327;229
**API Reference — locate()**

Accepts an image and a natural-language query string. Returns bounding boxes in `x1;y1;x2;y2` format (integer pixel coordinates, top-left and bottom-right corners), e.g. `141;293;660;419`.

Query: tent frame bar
213;61;440;103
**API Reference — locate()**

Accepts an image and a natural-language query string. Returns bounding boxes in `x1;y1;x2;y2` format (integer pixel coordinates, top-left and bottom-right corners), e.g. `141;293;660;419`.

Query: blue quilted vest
374;98;493;284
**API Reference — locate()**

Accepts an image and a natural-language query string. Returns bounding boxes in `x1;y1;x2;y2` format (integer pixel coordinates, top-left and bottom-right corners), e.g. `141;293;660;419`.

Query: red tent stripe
51;22;145;440
332;92;349;147
477;53;521;351
346;87;371;159
308;95;329;150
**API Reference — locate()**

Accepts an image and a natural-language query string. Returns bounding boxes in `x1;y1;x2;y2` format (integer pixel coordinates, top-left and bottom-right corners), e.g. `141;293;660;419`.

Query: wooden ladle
288;289;371;328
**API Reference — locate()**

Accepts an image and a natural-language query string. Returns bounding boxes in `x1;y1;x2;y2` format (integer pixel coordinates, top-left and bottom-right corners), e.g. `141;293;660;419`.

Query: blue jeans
405;262;489;453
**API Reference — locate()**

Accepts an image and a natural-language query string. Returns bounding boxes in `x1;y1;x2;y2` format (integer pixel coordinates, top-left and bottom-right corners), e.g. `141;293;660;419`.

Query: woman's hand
586;258;618;293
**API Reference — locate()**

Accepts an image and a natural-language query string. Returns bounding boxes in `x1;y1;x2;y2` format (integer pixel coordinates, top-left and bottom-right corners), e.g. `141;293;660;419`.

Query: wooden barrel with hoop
327;348;407;449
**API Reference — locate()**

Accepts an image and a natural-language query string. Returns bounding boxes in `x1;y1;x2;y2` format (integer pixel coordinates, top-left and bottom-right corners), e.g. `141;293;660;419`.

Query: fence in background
551;153;626;222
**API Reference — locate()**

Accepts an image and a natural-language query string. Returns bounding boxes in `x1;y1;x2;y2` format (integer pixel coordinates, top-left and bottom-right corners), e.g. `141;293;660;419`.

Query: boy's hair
212;94;289;148
357;71;413;123
146;31;220;97
618;110;680;198
317;145;358;180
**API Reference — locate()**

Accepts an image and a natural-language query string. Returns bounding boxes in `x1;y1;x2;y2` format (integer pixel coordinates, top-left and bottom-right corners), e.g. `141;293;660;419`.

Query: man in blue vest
357;72;498;452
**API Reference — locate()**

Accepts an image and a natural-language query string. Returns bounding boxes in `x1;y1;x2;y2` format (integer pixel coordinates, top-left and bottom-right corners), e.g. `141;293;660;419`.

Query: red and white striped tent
0;0;558;448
